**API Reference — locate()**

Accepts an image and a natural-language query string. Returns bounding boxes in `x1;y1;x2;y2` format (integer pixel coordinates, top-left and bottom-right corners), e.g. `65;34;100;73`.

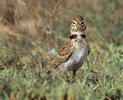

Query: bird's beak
75;24;81;30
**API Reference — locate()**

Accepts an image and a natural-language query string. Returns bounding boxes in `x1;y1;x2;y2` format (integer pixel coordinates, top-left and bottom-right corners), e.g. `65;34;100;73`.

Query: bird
51;15;90;78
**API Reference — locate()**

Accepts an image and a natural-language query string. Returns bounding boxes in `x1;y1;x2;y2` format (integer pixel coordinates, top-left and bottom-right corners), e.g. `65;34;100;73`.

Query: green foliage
0;0;123;100
0;39;123;100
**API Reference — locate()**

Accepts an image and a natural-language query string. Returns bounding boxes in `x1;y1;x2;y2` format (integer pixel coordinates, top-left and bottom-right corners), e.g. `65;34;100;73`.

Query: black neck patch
81;34;86;38
69;34;77;39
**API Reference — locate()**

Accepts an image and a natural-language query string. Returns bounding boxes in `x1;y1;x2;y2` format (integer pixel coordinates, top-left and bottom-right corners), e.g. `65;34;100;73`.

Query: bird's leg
73;70;76;78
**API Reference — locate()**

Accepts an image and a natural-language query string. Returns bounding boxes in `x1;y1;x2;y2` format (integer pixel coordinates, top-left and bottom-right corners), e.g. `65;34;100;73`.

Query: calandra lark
51;15;90;77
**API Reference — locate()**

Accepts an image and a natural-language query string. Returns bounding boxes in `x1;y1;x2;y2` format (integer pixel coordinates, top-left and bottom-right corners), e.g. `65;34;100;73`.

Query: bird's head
70;15;86;34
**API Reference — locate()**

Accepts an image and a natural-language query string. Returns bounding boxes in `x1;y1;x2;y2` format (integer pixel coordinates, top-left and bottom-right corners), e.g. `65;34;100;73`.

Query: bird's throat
70;30;84;35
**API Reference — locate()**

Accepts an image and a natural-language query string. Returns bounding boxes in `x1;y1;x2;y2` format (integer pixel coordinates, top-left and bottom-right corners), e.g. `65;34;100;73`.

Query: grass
0;0;123;100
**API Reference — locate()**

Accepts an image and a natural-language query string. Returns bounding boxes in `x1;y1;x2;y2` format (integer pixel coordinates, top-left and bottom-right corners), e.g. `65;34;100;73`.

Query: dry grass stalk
47;0;63;40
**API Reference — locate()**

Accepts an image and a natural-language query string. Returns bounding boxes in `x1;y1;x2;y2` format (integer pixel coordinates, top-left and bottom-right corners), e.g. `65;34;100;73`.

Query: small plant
0;0;122;100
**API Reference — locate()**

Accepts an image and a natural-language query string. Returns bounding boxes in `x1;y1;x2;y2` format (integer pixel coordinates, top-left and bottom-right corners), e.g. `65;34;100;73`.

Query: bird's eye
72;21;76;24
80;21;84;25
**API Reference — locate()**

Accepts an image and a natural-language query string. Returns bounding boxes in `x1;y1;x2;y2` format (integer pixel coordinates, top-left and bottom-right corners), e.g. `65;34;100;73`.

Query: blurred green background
0;0;123;100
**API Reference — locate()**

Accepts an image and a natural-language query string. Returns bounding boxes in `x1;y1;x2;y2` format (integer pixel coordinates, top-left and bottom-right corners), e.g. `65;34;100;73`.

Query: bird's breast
61;49;88;72
73;49;88;63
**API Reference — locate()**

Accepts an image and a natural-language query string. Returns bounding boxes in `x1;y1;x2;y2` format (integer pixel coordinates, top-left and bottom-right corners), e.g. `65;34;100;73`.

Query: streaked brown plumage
51;15;90;77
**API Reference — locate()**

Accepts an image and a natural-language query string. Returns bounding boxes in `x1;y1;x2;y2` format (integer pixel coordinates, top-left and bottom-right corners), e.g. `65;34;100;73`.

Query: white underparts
61;49;88;72
70;30;84;35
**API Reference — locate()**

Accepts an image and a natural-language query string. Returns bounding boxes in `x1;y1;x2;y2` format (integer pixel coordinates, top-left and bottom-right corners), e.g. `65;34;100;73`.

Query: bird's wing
85;37;90;55
88;46;90;55
51;39;74;69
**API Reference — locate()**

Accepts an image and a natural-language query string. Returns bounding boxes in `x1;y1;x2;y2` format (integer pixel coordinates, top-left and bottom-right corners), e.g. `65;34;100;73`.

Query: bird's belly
61;49;88;72
74;49;88;63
